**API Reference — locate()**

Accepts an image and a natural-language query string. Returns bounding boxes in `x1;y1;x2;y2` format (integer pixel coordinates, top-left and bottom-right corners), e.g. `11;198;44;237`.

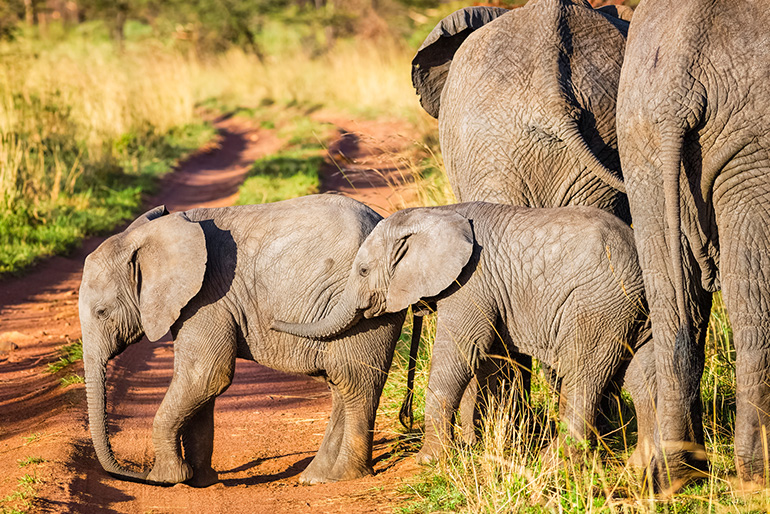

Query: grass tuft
46;340;83;374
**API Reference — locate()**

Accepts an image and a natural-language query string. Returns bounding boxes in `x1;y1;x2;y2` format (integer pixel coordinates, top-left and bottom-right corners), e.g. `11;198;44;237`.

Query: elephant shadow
219;453;313;486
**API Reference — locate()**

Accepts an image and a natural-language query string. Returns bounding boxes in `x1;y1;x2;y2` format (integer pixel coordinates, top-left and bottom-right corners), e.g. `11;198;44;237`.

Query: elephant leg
719;213;770;485
181;399;219;487
546;370;605;465
623;343;657;469
146;328;236;485
323;382;378;482
417;311;493;464
299;385;346;485
459;332;530;446
629;196;711;489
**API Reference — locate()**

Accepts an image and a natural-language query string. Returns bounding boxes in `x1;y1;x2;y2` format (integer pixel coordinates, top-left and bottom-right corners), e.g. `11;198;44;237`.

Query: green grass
237;110;336;205
0;474;41;514
399;471;467;514
0;122;215;276
46;340;83;374
238;149;324;205
16;458;44;468
20;434;40;445
45;339;86;387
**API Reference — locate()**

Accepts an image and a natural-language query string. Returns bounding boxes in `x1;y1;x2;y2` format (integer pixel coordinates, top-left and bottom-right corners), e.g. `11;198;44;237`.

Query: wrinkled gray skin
617;0;770;489
412;0;633;437
79;195;404;487
413;0;630;221
273;203;655;464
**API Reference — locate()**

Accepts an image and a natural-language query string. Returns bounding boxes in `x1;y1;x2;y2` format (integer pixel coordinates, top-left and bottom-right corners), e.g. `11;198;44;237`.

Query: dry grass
388;293;770;512
0;25;431;273
0;29;429;208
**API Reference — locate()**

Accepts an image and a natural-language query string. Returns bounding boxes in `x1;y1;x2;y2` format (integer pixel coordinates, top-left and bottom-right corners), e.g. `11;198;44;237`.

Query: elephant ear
128;212;207;341
412;6;509;118
385;209;474;313
125;205;169;232
595;5;634;23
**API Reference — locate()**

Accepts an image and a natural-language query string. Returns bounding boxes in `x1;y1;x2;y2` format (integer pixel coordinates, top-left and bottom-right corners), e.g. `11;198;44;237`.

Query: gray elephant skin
412;0;630;222
617;0;770;488
79;194;405;487
273;202;655;464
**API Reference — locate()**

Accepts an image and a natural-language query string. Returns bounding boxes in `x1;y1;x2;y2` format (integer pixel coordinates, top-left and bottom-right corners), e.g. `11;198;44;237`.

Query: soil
0;113;426;513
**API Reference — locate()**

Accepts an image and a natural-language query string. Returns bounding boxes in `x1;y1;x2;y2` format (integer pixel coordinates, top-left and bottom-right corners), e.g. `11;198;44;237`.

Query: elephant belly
242;333;325;377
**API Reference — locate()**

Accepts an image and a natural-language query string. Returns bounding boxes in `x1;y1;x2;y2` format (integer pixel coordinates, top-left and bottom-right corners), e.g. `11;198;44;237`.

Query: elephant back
438;0;630;222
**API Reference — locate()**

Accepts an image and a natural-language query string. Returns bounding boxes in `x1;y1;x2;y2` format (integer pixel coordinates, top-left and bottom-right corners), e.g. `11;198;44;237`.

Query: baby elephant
80;194;405;487
274;202;655;464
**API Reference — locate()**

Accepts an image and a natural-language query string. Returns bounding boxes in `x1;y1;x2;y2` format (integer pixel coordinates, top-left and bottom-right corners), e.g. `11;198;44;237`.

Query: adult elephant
412;0;630;221
411;0;632;439
617;0;770;490
79;195;405;487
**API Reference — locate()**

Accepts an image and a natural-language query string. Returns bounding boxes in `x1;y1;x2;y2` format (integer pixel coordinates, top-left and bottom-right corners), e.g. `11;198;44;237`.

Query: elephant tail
660;126;697;396
85;352;151;483
561;121;626;194
399;312;423;430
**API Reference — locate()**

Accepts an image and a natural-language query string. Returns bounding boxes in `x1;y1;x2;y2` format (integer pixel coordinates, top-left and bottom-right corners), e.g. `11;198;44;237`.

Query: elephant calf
79;194;405;487
274;202;655;463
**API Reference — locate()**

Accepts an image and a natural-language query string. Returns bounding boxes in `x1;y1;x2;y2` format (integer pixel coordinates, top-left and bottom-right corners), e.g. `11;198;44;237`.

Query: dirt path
0;113;424;513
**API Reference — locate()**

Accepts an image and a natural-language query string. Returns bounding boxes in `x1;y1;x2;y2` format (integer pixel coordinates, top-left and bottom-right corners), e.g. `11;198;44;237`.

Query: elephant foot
540;441;561;470
146;458;193;485
735;456;766;488
650;444;708;496
185;466;219;488
299;463;373;485
627;441;654;469
415;445;440;465
541;437;591;470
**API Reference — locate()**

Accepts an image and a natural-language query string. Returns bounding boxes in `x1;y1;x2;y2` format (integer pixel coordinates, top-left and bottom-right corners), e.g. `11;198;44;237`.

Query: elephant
412;0;634;434
272;202;655;464
412;0;630;221
616;0;770;489
79;194;405;487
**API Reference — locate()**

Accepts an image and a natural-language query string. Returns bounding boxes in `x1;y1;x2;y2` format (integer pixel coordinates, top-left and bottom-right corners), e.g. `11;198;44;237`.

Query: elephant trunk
84;346;149;482
272;288;362;340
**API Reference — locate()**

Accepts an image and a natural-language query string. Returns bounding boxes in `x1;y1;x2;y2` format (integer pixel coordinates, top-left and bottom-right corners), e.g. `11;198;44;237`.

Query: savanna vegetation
0;0;762;512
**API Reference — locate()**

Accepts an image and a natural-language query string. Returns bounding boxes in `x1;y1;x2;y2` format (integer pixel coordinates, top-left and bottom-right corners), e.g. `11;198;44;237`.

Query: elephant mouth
362;290;387;318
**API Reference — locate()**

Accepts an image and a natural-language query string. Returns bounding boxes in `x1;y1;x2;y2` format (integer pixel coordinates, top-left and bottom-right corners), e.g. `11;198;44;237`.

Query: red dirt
0;113;424;513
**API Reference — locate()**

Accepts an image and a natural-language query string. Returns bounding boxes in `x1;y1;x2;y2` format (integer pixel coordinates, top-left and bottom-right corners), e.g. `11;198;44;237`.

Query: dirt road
0;113;423;513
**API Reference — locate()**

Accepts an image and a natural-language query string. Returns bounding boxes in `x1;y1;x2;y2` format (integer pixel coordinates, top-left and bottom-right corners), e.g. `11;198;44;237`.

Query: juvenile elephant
273;202;655;463
412;0;630;221
617;0;770;488
79;195;405;487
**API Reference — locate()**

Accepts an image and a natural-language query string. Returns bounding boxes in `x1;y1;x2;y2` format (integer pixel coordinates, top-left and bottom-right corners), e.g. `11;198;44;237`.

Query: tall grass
388;293;768;512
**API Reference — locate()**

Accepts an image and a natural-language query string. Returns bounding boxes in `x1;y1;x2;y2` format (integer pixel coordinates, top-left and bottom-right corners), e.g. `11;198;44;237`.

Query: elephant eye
95;307;109;320
359;265;370;277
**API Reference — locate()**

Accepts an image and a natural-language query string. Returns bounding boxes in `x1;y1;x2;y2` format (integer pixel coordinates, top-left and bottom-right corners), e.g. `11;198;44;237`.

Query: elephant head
79;206;207;482
272;208;475;339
